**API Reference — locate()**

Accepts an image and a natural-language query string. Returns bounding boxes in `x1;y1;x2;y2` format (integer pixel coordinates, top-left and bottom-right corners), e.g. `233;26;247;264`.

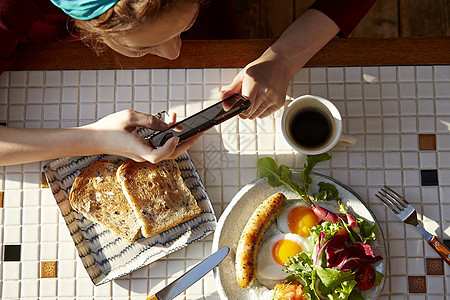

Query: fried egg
256;232;312;281
277;201;320;237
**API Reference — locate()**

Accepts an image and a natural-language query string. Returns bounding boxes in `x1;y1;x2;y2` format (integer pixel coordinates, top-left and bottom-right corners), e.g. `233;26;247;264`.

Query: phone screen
148;94;250;148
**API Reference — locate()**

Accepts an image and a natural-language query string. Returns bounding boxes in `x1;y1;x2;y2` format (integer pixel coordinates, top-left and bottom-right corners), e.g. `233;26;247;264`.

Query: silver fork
376;186;450;266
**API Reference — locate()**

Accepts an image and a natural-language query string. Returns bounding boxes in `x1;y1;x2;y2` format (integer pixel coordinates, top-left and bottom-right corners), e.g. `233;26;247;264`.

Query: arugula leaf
284;252;321;300
309;221;343;244
284;252;314;281
313;181;349;215
257;155;331;206
314;182;341;202
257;157;301;192
300;153;331;194
257;157;312;206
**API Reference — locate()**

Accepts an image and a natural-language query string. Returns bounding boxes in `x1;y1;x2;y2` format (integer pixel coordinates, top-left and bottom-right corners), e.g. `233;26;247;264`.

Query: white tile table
0;65;449;299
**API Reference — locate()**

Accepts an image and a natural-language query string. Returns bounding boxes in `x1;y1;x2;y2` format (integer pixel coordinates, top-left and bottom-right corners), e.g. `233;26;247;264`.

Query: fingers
138;133;203;163
144;136;180;163
220;73;244;111
238;89;258;119
247;101;270;120
259;106;279;119
167;112;177;126
220;74;243;100
169;133;203;158
122;110;170;131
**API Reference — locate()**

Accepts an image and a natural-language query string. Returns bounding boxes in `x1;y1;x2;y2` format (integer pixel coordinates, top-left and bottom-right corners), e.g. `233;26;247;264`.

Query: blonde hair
74;0;201;53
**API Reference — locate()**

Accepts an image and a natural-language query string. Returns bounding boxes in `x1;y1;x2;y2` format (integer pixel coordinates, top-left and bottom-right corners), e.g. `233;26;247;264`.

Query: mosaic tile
408;276;427;293
0;65;449;298
418;134;436;150
4;245;21;261
444;239;450;249
41;261;58;278
426;258;444;275
420;170;439;186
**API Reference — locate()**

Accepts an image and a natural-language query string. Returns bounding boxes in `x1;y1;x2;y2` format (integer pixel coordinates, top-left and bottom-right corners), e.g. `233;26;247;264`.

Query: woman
64;0;375;119
0;0;374;165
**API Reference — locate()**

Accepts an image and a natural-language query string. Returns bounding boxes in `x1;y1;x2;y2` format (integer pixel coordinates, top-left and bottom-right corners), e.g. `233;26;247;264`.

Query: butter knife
147;246;229;300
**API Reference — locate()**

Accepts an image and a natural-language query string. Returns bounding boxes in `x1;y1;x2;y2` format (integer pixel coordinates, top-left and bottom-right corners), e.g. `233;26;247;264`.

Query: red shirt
0;0;68;74
311;0;376;37
0;0;375;74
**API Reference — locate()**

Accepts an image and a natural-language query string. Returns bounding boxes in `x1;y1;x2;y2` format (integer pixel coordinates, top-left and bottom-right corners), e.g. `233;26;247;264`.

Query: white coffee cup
281;95;356;155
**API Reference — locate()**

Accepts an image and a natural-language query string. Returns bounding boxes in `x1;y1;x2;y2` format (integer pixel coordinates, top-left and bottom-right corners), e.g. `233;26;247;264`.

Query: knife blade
147;246;229;300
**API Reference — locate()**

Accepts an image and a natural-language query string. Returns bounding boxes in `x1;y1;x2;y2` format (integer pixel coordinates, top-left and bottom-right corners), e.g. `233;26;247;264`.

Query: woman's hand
219;9;340;120
0;110;200;166
85;110;200;163
219;48;291;119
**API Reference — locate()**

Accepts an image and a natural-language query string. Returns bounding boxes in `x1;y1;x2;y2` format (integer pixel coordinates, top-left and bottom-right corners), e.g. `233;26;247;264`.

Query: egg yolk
287;206;320;237
272;239;303;266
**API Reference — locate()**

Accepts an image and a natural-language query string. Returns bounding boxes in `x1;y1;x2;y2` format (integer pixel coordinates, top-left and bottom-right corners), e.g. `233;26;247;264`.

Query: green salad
257;154;384;300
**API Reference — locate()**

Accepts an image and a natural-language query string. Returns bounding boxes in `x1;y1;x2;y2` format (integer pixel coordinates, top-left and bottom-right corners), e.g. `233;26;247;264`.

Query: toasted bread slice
117;159;201;238
69;160;141;242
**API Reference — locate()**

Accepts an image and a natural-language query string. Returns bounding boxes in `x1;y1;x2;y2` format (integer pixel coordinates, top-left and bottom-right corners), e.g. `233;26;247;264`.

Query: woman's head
73;0;201;59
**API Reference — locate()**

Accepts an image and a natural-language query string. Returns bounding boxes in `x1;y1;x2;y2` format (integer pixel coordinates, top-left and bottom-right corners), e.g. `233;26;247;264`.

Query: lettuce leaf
315;266;354;288
357;218;378;243
328;280;357;300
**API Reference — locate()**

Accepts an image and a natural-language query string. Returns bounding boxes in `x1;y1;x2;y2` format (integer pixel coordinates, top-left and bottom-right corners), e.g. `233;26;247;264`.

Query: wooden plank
307;37;450;66
295;0;399;38
350;0;399;38
400;0;450;37
230;0;294;39
231;0;262;38
260;0;294;38
294;0;315;17
10;38;450;71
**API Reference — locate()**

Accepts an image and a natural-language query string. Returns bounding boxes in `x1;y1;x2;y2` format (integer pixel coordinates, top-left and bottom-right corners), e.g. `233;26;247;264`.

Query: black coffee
289;108;331;148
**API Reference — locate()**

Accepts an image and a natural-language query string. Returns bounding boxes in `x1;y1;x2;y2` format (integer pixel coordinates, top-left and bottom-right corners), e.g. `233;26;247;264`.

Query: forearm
266;9;340;78
0;126;99;166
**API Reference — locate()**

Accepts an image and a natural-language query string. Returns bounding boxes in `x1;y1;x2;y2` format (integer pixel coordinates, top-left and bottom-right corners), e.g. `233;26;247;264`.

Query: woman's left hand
85;110;200;163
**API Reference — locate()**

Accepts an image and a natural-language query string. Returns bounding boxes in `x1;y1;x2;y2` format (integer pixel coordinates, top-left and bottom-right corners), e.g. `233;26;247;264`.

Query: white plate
212;172;386;299
43;129;216;285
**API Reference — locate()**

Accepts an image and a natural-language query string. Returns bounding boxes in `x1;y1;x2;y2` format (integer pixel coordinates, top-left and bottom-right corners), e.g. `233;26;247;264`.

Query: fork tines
376;186;409;215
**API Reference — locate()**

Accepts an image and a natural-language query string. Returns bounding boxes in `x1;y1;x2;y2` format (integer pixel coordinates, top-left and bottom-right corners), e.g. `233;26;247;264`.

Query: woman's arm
220;0;376;119
220;9;339;119
0;110;199;166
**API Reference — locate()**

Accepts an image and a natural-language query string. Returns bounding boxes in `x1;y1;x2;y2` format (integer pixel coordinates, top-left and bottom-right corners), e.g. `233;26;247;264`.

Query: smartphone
148;94;251;148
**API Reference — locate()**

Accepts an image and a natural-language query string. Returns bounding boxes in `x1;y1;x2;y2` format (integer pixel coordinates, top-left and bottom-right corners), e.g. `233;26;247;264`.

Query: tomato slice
355;264;376;291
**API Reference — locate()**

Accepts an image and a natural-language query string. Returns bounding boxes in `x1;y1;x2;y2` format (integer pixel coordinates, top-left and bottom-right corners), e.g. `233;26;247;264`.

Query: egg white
256;232;312;282
277;201;316;236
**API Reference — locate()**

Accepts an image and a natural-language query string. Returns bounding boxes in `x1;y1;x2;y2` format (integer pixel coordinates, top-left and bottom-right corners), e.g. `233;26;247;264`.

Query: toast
69;160;141;242
117;159;201;238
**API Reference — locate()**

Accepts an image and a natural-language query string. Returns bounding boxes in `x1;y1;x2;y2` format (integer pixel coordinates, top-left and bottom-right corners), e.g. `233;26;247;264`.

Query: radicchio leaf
312;230;332;266
325;235;383;271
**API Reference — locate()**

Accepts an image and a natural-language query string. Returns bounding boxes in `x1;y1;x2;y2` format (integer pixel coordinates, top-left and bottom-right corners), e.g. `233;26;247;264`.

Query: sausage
235;192;287;288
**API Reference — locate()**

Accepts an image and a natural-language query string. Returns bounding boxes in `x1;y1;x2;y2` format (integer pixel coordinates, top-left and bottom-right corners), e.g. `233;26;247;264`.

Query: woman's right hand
84;110;201;163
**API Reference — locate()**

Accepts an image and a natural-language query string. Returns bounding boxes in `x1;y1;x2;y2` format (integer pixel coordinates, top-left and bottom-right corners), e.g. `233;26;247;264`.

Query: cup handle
338;134;357;146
